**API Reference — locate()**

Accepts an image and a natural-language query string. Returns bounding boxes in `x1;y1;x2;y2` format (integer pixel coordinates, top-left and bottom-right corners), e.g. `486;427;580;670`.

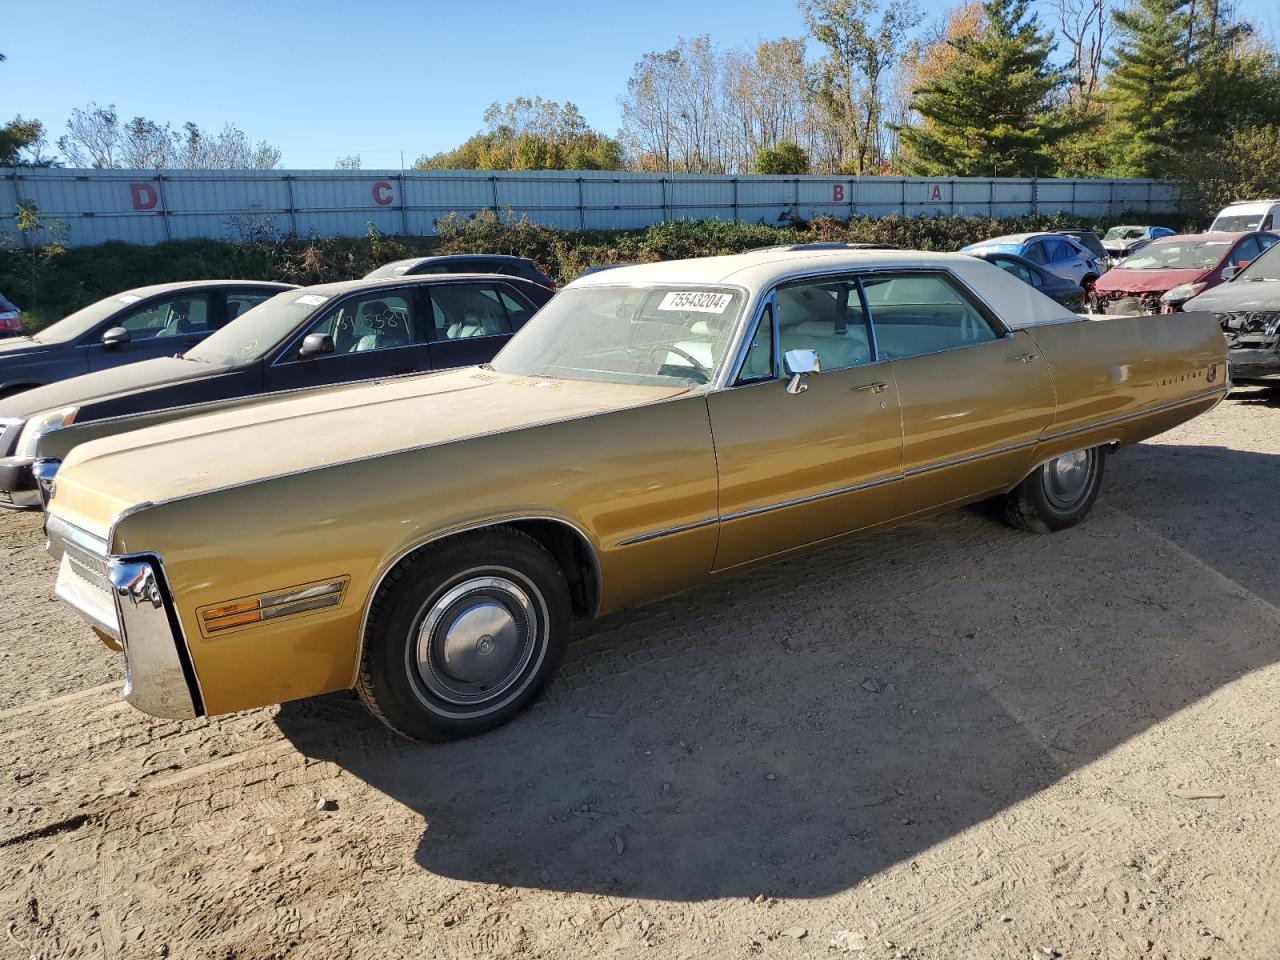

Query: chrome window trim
353;514;602;686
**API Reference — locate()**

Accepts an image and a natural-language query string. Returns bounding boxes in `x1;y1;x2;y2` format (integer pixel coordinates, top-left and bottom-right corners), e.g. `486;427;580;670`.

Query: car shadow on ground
276;439;1280;902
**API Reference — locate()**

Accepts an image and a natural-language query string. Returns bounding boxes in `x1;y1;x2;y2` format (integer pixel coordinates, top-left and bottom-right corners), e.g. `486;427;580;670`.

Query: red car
1091;231;1279;314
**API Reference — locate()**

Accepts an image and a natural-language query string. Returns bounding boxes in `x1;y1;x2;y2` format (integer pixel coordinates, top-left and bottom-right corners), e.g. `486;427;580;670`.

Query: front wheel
1000;447;1106;534
357;529;571;742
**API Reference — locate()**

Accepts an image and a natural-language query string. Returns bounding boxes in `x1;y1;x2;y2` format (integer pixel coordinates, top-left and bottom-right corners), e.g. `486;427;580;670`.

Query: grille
1219;311;1280;333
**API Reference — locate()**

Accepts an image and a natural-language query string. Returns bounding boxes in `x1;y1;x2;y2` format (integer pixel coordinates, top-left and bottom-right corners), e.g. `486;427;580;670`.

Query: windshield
1104;227;1144;241
491;284;745;386
1238;242;1280;281
1117;240;1232;270
364;261;415;279
30;293;140;343
966;242;1024;256
186;290;327;364
1213;214;1263;232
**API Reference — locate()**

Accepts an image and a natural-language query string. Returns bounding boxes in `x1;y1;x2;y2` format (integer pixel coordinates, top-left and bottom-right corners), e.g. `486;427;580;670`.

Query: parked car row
18;246;1227;743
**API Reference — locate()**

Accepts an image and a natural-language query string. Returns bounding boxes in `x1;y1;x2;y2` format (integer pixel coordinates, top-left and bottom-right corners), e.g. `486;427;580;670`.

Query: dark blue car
0;273;552;508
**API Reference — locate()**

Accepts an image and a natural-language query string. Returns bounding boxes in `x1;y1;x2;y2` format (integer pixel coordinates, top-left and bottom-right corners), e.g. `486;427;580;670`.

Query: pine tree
895;0;1074;176
1099;0;1196;179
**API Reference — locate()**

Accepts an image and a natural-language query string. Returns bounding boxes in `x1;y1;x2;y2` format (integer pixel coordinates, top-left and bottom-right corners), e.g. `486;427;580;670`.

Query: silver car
960;233;1106;287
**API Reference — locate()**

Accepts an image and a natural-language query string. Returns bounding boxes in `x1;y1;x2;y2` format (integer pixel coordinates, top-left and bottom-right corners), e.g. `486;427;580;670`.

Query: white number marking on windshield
657;291;733;314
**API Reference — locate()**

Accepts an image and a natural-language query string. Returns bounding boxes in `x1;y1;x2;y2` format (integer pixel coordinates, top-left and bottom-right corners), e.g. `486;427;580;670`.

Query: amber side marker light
200;579;348;634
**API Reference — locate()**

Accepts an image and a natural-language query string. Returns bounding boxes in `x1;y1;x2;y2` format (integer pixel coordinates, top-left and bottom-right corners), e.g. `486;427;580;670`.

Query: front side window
1023;241;1047;265
428;284;515;340
302;292;417;356
775;277;874;374
1231;236;1262;268
862;273;997;360
993;257;1033;284
1237;240;1280;281
491;284;744;387
118;294;211;339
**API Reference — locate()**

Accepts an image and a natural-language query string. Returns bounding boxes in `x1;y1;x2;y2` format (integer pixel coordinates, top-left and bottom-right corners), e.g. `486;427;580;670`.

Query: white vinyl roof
567;248;1076;329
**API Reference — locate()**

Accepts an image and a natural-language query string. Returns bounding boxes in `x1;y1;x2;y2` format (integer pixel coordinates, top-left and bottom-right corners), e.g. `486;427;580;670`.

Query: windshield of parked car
185;290;326;364
1213;215;1263;232
28;294;139;343
490;284;745;387
964;242;1024;256
1237;242;1280;281
1117;240;1232;270
1104;226;1145;241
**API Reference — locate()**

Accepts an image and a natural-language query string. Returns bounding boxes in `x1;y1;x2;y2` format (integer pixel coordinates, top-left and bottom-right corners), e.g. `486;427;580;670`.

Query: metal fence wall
1;167;1183;248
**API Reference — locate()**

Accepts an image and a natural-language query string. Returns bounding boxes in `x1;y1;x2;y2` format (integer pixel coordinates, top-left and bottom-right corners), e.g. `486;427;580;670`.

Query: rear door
265;286;430;391
83;290;218;372
424;280;532;369
864;272;1055;516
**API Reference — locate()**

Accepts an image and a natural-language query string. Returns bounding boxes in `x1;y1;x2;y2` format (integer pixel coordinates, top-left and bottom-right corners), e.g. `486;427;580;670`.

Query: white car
1209;200;1280;233
959;233;1105;288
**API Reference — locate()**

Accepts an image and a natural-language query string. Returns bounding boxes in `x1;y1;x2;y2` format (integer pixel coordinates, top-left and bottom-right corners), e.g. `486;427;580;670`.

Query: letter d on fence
372;181;393;206
130;183;158;210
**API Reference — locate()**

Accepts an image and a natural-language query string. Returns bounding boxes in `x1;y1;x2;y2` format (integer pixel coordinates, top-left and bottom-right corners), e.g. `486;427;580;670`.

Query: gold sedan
39;249;1229;741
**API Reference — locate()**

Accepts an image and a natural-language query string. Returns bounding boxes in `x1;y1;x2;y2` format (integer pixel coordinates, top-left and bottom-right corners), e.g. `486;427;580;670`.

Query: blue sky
6;0;1278;169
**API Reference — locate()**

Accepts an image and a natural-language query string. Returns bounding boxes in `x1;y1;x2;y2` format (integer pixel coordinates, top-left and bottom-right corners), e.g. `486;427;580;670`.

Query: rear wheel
357;529;571;742
1000;447;1106;533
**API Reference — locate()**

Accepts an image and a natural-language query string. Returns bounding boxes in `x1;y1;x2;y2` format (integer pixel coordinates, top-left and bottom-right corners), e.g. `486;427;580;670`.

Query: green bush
1;209;1193;331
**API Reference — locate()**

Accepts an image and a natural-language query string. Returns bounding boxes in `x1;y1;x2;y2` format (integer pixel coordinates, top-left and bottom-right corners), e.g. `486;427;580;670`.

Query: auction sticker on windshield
294;294;329;306
658;291;733;313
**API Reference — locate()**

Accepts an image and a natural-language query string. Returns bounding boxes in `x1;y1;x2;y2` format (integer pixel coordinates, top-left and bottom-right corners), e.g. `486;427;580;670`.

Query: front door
266;287;431;391
707;275;904;571
861;272;1056;517
83;290;218;371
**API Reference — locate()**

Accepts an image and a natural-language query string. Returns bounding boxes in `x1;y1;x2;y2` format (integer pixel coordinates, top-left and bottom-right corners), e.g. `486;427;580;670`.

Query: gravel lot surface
1;387;1278;960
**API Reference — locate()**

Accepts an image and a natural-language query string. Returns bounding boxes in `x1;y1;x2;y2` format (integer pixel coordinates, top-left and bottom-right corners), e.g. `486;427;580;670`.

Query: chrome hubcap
1043;450;1092;508
415;576;538;705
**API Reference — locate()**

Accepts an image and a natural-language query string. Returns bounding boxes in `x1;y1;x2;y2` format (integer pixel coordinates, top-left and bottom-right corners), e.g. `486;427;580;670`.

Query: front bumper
46;516;200;719
0;456;38;509
1227;348;1280;381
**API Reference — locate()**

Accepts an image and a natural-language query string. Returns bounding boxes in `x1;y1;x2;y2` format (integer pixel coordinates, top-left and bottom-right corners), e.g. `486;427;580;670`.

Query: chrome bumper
47;516;199;719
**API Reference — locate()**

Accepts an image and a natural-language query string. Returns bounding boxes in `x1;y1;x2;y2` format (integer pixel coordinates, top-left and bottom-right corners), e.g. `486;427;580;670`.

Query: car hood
1184;280;1280;312
0;355;216;421
1094;267;1206;294
50;368;690;538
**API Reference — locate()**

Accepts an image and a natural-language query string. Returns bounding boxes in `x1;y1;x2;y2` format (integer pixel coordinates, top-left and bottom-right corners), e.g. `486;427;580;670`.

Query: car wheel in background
999;447;1106;534
357;529;571;742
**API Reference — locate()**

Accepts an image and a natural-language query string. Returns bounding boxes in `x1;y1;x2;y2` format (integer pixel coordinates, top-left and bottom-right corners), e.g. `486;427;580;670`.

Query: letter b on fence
130;182;158;210
833;184;845;203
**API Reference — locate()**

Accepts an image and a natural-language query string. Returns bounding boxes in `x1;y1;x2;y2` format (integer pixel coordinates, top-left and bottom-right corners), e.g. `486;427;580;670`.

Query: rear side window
428;283;516;340
862;273;997;360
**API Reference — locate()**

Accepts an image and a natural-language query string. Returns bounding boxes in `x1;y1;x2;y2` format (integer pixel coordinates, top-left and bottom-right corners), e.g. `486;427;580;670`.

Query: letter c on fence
130;183;158;210
372;181;393;206
833;184;845;203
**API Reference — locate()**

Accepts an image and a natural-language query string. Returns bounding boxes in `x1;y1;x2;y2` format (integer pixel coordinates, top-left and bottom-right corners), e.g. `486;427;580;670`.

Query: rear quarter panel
110;394;719;714
1022;310;1228;461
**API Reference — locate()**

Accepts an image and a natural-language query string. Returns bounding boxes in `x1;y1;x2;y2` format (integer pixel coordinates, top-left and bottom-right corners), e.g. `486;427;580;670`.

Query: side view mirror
101;327;130;348
784;348;820;395
298;332;335;359
1222;265;1239;280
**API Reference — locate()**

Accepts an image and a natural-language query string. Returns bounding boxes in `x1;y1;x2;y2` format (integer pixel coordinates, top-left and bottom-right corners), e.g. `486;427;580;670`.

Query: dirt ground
2;387;1279;960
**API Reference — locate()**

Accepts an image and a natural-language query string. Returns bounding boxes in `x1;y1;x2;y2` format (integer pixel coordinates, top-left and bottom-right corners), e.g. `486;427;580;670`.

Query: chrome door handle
1010;353;1039;363
852;380;889;393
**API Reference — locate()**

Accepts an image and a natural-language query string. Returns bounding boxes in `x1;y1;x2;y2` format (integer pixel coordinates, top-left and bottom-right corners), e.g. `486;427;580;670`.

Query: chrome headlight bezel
14;406;78;460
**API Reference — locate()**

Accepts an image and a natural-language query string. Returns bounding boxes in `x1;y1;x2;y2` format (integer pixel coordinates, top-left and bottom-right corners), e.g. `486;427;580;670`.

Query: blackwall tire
357;529;570;742
1000;447;1106;534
